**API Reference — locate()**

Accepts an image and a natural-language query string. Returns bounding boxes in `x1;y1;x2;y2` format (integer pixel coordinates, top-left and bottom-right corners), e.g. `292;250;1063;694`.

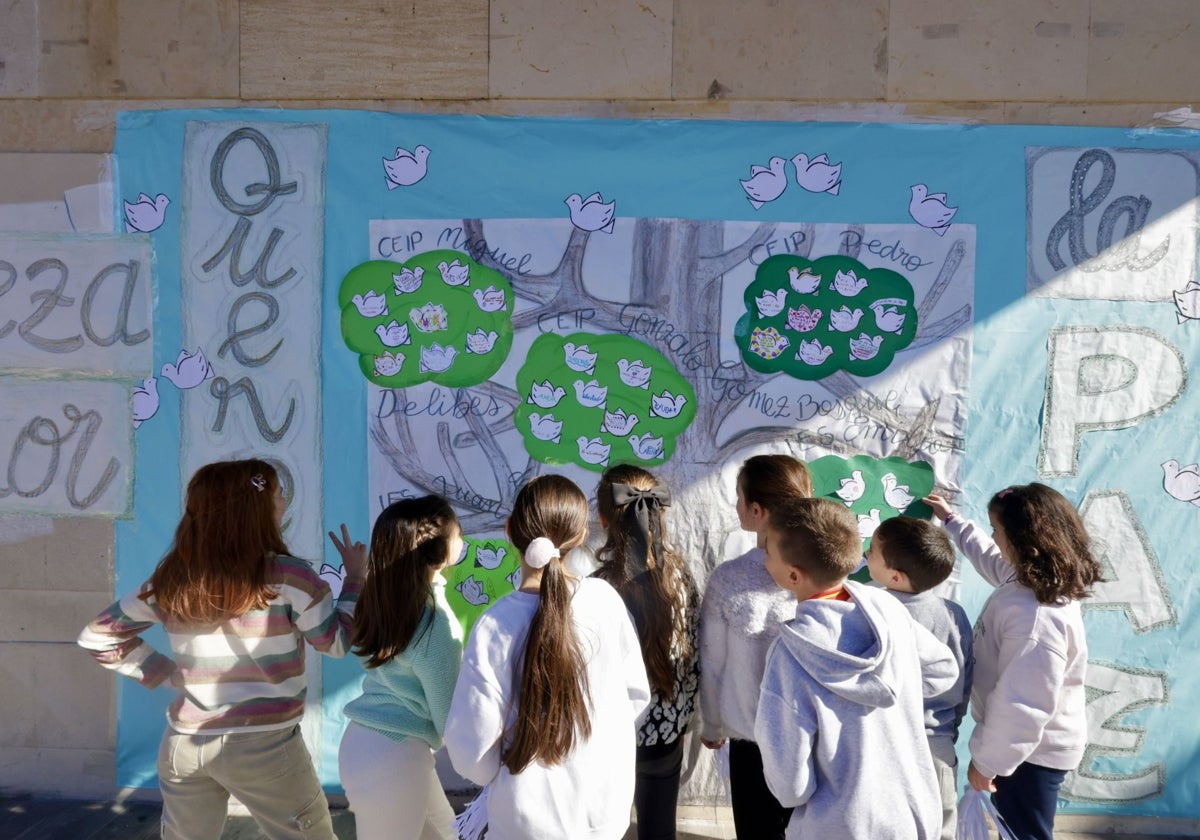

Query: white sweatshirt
698;548;797;742
944;515;1089;778
444;577;650;840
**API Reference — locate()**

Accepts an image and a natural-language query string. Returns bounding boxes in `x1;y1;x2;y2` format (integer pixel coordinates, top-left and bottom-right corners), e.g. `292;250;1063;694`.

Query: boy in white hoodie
755;498;958;840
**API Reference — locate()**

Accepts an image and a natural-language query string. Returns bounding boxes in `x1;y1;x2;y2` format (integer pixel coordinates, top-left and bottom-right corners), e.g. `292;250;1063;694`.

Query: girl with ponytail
337;496;465;840
446;474;651;840
593;465;699;840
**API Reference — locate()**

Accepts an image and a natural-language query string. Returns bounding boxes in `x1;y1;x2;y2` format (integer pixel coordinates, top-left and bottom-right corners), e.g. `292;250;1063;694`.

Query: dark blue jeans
992;761;1068;840
728;739;792;840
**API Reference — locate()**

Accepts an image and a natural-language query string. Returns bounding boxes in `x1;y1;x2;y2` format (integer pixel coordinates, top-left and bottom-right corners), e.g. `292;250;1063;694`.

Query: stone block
491;0;673;99
673;0;888;101
241;0;488;99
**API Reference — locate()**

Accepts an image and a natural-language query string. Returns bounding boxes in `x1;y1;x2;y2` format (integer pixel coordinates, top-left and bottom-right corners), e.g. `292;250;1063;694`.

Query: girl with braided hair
593;465;700;840
337;495;465;840
445;474;650;840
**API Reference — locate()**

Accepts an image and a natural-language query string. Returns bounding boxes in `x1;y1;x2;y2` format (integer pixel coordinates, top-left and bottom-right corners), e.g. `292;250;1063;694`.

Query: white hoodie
755;581;957;840
444;577;650;840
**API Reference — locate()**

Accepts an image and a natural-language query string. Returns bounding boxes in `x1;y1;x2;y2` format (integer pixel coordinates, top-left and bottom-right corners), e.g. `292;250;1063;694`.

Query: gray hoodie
755;580;957;840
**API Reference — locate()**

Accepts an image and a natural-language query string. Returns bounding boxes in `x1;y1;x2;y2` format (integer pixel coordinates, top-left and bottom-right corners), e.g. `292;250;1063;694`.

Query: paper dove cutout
830;269;868;297
319;563;345;599
161;347;214;390
473;286;506;312
577;436;612;466
1162;459;1200;505
352;291;388;318
123;193;170;233
857;509;882;539
438;259;470;286
601;408;639;436
828;306;864;332
573;379;609;409
419;343;458;373
835;470;866;504
870;301;906;334
563;343;598;374
529;412;564;443
786;305;822;332
373;350;405;377
628;433;665;461
465;329;499;354
565;192;616;234
617;359;652;389
132;377;159;429
755;288;788;318
393;266;424;294
796;339;833;366
456;575;490;607
792;153;842;195
529;381;567;408
881;472;915;510
475;546;508;570
749;327;790;359
848;333;884;361
376;320;411;347
1173;282;1200;324
788;266;822;295
740;156;788;210
650;390;688;419
383;145;430;188
909;184;958;236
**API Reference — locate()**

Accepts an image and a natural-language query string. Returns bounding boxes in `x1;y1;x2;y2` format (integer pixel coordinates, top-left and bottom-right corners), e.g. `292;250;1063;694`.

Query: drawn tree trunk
371;216;969;566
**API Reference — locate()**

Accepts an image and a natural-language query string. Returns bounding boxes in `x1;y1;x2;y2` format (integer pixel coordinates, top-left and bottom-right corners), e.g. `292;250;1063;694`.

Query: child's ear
892;568;911;589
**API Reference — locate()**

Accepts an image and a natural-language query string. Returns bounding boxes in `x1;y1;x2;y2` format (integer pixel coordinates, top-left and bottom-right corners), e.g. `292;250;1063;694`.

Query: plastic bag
712;741;732;805
955;787;1017;840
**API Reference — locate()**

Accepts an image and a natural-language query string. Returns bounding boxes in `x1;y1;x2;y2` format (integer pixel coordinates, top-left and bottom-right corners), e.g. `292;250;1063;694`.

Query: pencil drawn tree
369;217;969;575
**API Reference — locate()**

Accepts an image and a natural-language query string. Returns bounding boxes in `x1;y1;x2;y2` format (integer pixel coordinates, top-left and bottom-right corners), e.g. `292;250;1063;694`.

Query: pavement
2;793;1197;840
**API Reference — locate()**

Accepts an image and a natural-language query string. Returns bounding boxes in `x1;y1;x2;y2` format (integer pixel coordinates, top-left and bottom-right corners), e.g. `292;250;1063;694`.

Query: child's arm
911;619;958;702
292;561;363;658
969;631;1070;782
697;575;729;746
414;599;465;741
444;655;507;786
754;640;818;808
923;494;1012;587
77;589;178;689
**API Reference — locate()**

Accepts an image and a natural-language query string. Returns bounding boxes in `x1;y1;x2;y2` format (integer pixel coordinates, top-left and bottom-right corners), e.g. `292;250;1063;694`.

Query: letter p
1039;326;1185;477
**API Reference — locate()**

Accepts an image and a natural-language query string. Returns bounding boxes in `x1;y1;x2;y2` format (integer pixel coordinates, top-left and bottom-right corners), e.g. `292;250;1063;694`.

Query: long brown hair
738;454;813;513
353;496;459;669
143;458;287;624
502;474;591;774
594;465;696;701
988;483;1103;605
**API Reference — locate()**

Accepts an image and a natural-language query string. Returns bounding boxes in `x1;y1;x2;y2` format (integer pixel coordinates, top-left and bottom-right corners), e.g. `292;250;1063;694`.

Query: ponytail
501;475;591;773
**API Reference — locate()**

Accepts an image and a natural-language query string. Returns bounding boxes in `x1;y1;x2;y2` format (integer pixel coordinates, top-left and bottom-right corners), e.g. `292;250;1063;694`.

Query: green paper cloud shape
514;332;697;472
807;454;935;583
338;249;514;388
734;254;918;380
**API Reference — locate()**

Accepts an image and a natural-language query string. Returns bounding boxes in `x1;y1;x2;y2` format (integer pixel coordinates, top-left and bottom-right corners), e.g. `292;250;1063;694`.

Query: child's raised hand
922;494;953;522
329;524;367;580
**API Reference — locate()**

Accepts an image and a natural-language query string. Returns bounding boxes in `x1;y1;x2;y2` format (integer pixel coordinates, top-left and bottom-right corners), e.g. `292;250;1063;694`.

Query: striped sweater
78;554;361;734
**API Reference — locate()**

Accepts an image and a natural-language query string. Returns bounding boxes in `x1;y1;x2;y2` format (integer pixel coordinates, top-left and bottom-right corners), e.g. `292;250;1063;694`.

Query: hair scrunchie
524;536;560;570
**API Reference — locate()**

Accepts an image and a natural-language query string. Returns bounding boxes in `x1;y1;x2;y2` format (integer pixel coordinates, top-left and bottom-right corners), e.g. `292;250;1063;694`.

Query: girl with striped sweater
78;458;365;840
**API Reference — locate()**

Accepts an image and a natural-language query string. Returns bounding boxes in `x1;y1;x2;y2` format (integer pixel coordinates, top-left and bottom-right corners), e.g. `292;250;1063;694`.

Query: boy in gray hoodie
755;498;958;840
